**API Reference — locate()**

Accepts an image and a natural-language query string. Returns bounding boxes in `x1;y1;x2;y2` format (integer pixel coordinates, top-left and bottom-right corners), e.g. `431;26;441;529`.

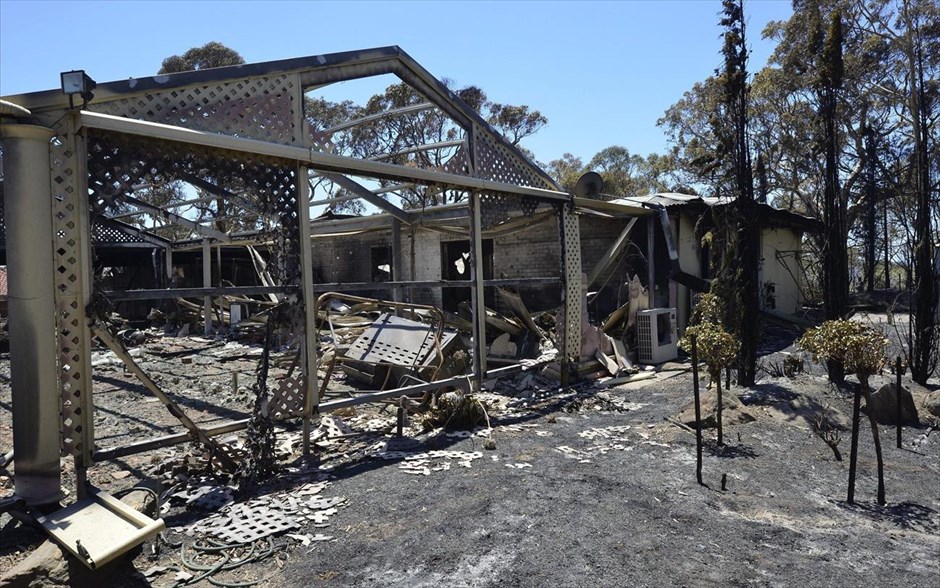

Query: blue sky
0;0;792;167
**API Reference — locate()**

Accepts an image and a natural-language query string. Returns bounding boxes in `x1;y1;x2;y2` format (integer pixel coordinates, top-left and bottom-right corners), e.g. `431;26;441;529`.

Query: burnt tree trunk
820;11;848;385
719;0;759;387
883;199;891;289
864;127;878;293
910;45;937;385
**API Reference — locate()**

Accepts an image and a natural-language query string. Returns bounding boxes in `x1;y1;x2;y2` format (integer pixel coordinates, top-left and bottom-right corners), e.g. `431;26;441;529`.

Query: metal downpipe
0;123;63;505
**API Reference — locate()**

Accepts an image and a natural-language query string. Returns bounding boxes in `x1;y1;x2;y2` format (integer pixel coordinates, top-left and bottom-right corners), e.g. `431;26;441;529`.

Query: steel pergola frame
1;46;586;503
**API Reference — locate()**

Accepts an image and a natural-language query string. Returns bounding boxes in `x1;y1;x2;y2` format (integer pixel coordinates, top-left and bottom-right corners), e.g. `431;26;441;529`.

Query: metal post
216;243;222;286
847;385;862;504
647;216;656;307
0;123;63;505
896;356;902;449
391;218;403;304
164;245;173;279
692;335;703;486
202;239;212;335
298;167;320;454
559;205;582;386
468;192;487;390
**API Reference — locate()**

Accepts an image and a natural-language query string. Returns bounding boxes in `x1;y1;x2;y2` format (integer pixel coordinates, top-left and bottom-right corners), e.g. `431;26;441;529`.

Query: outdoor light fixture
60;69;96;109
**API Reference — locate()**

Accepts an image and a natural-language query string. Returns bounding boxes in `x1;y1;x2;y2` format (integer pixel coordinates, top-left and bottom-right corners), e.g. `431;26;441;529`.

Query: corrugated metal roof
606;192;820;232
609;192;724;209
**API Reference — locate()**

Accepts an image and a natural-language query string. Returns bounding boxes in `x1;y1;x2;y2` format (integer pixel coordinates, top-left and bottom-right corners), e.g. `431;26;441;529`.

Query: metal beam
391;218;403;302
587;217;638;288
321;173;414;224
297;166;319;454
318;102;435;134
97;217;170;248
90;325;238;471
468;192;487;388
373;182;416;195
369;139;464;162
79;111;571;204
104;285;289;301
647;216;656;305
91;373;471;463
202;239;212;335
122;195;230;242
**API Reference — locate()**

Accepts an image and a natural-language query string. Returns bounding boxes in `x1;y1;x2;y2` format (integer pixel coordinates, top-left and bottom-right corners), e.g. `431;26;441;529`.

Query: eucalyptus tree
159;42;245;74
854;0;939;383
715;0;761;387
313;81;547;210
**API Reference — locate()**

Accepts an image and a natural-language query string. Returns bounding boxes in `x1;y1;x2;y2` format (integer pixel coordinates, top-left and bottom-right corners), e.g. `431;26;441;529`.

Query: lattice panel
472;125;553;190
478;191;512;229
85;131;300;266
90;75;299;145
308;130;335;154
559;208;582;363
441;143;472;177
50;120;95;459
270;375;305;421
92;220;149;245
472;125;549;228
85;130;309;432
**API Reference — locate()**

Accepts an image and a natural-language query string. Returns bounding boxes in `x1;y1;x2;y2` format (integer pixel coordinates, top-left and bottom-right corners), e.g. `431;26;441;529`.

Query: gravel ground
1;319;939;587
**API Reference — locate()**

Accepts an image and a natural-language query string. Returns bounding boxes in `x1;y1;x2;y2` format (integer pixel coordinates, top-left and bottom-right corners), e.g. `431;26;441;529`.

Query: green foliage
797;319;887;377
819;10;844;90
679;321;740;380
310;80;547;210
486;103;547;146
546;148;686;198
688;292;725;326
681;292;738;380
159;41;244;74
546;153;585;193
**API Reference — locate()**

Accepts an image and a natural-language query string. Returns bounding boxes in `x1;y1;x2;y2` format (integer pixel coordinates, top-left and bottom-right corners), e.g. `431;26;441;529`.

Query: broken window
371;246;392;282
441;239;494;312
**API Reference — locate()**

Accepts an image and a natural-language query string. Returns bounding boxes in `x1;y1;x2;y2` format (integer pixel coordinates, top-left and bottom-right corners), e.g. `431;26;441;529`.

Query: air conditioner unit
637;308;678;364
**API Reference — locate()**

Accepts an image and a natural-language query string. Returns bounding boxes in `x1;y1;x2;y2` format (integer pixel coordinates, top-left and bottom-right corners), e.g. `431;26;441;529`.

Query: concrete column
1;123;63;505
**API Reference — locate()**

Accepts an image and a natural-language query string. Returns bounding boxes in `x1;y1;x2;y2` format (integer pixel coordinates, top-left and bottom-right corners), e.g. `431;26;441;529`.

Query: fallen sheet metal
37;487;165;569
342;313;461;387
182;478;347;543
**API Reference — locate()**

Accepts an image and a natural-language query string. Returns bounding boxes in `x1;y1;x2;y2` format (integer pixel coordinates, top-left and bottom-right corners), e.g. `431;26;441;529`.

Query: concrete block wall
577;217;644;319
402;229;444;307
308;213;646;318
311;233;391;285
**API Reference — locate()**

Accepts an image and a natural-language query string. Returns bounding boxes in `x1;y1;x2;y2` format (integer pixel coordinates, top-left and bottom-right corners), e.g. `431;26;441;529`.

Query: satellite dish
574;171;604;199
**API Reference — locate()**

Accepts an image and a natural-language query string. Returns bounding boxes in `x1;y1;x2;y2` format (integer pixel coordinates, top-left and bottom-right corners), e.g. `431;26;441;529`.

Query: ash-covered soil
1;317;938;587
